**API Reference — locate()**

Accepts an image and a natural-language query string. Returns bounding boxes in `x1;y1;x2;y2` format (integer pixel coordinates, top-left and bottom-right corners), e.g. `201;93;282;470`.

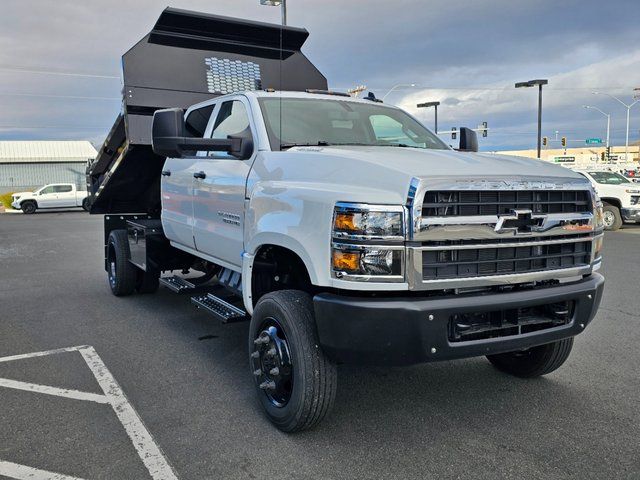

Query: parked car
575;170;640;230
11;183;89;214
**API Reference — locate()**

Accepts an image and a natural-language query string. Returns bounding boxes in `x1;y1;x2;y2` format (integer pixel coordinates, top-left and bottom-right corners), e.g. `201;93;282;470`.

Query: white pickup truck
11;183;89;214
575;170;640;230
87;9;606;432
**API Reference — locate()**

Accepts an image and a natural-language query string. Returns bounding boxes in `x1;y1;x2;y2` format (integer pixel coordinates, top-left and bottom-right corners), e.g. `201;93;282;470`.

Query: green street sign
586;138;602;145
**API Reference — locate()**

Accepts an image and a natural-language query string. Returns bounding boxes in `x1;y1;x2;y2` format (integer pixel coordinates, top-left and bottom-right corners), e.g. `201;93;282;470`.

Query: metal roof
0;141;98;164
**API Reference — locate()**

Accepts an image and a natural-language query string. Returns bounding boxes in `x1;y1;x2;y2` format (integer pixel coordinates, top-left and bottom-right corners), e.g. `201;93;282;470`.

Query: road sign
586;138;602;145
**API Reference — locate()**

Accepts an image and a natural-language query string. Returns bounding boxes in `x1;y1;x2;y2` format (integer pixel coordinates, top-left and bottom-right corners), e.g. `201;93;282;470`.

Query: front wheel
249;290;337;432
602;204;622;230
21;201;37;214
486;338;574;378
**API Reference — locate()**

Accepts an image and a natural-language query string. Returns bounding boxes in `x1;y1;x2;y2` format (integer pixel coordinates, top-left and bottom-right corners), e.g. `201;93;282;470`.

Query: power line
0;92;120;101
0;125;108;130
0;66;120;80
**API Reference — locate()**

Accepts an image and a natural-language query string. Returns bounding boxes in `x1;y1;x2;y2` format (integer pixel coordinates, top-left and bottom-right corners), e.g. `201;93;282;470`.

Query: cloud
0;0;638;150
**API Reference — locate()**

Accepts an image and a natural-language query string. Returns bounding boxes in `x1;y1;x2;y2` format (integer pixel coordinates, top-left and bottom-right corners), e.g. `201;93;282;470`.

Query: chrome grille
422;240;591;280
422;190;591;217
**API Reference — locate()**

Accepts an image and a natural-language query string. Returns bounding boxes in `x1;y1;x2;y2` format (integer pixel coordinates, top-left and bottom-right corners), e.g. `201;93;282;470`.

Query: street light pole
515;79;548;159
583;105;610;148
416;101;440;133
259;0;286;25
381;83;416;102
593;91;639;160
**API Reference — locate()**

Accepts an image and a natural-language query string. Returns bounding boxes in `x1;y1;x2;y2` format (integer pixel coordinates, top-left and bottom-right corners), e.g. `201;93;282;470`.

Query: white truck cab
86;8;606;432
575;170;640;230
11;183;89;214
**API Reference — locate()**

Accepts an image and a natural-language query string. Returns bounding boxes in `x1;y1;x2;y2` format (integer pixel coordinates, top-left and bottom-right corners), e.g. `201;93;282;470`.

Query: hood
11;191;33;198
255;146;591;204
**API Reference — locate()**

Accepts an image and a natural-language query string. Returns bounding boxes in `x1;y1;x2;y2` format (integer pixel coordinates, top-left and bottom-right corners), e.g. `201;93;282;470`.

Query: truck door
36;185;58;208
161;103;216;250
192;98;255;268
54;184;76;207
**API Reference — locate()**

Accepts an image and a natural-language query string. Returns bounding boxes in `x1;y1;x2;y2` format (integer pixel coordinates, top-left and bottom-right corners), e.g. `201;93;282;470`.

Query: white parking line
0;460;87;480
0;378;109;404
0;345;180;480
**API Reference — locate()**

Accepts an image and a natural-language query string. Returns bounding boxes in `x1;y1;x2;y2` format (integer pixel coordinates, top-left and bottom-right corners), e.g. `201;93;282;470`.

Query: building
493;145;639;170
0;141;97;193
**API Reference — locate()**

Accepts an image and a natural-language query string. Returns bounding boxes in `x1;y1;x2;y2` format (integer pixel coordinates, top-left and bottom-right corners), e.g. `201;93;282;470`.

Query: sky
0;0;639;151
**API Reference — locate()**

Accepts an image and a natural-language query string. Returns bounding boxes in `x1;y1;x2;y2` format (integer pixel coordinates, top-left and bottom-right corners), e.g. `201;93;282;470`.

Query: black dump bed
87;7;327;214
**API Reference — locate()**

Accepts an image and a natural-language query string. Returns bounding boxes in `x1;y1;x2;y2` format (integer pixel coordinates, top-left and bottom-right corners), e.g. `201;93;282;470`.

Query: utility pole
515;79;548;159
416;101;440;133
593;91;639;161
583;105;611;148
259;0;286;25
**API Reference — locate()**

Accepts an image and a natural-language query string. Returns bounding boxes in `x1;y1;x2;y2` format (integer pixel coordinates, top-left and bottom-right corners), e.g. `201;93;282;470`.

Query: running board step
160;276;196;293
191;293;248;323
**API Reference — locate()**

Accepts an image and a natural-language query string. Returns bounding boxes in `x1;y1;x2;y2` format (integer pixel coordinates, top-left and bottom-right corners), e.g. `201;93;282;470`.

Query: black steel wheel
107;229;136;296
487;338;574;378
21;201;37;214
249;290;337;432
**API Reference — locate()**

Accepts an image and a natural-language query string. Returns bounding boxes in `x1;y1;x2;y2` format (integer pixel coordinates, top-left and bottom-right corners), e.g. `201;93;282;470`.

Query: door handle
193;171;206;179
161;170;171;176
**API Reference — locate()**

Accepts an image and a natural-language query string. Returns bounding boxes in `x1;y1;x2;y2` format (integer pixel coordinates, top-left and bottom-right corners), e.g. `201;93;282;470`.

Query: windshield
588;171;630;185
258;97;449;151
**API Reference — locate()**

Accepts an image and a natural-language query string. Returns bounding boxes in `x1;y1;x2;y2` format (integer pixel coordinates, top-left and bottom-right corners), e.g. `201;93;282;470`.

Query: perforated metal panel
205;57;262;94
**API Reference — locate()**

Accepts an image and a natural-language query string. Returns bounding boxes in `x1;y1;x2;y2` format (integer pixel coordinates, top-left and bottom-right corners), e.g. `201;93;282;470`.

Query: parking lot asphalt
0;211;639;480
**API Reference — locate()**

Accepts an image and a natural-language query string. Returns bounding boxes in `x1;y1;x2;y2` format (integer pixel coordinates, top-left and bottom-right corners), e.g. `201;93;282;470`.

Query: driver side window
209;100;253;158
369;115;425;148
40;186;55;195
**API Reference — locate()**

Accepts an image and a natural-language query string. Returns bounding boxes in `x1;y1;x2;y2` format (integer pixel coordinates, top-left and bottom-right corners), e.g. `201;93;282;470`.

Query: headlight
333;203;404;240
593;234;604;260
331;203;405;281
593;196;604;232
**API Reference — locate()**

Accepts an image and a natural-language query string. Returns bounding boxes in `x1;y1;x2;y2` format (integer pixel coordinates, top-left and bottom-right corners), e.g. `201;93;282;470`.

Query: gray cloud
0;0;639;150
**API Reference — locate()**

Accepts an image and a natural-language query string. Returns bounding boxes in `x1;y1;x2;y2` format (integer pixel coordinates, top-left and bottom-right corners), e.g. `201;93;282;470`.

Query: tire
602;204;623;231
249;290;337;432
82;197;90;212
21;201;37;214
136;269;159;294
486;338;574;378
106;229;137;296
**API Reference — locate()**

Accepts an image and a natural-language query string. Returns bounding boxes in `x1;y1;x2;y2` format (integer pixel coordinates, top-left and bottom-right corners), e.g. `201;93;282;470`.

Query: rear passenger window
54;185;72;193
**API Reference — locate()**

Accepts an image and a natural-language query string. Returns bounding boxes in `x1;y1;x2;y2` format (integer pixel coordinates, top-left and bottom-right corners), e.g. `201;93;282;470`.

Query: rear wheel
249;290;337;432
486;338;574;378
107;229;136;296
21;201;36;214
602;204;622;230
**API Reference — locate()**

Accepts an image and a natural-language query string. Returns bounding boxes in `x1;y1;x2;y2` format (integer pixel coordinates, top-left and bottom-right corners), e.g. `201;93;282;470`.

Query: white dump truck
87;8;605;432
11;183;89;214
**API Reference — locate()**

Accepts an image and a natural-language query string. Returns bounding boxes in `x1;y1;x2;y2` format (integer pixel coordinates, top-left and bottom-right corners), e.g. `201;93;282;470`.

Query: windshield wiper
376;143;423;149
280;141;331;150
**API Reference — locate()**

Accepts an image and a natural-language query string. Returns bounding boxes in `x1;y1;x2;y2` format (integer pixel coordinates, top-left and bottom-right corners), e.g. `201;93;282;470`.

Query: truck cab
11;183;89;214
575;170;640;229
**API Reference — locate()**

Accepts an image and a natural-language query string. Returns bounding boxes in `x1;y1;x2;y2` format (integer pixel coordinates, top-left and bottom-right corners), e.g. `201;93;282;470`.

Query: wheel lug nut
266;348;276;357
253;369;262;376
269;367;279;376
259;380;276;391
254;336;270;345
250;351;260;359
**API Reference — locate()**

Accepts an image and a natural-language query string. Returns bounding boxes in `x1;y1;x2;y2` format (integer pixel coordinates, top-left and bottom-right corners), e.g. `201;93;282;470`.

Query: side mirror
152;108;242;158
457;127;479;152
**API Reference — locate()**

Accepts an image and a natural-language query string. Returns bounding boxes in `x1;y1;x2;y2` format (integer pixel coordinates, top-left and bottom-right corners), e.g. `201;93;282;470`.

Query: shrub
0;192;15;209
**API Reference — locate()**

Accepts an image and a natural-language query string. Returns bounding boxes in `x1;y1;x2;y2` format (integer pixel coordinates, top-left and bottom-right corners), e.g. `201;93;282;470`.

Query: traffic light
605;146;611;159
451;127;457;140
542;136;548;146
601;152;605;162
561;136;567;147
481;121;488;138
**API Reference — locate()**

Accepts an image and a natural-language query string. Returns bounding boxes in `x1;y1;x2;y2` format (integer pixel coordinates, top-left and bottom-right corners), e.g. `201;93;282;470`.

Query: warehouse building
0;141;97;194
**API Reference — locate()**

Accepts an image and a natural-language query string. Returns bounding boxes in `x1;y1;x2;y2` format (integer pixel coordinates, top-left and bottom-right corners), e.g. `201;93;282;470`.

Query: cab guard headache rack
87;7;327;214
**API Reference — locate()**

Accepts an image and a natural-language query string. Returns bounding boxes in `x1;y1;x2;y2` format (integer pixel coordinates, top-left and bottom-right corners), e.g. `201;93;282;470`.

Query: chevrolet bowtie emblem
495;209;545;235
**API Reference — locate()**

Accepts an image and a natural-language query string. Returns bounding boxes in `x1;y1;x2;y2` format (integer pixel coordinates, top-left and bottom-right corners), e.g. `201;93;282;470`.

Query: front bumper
10;200;20;209
621;207;640;222
313;273;604;366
